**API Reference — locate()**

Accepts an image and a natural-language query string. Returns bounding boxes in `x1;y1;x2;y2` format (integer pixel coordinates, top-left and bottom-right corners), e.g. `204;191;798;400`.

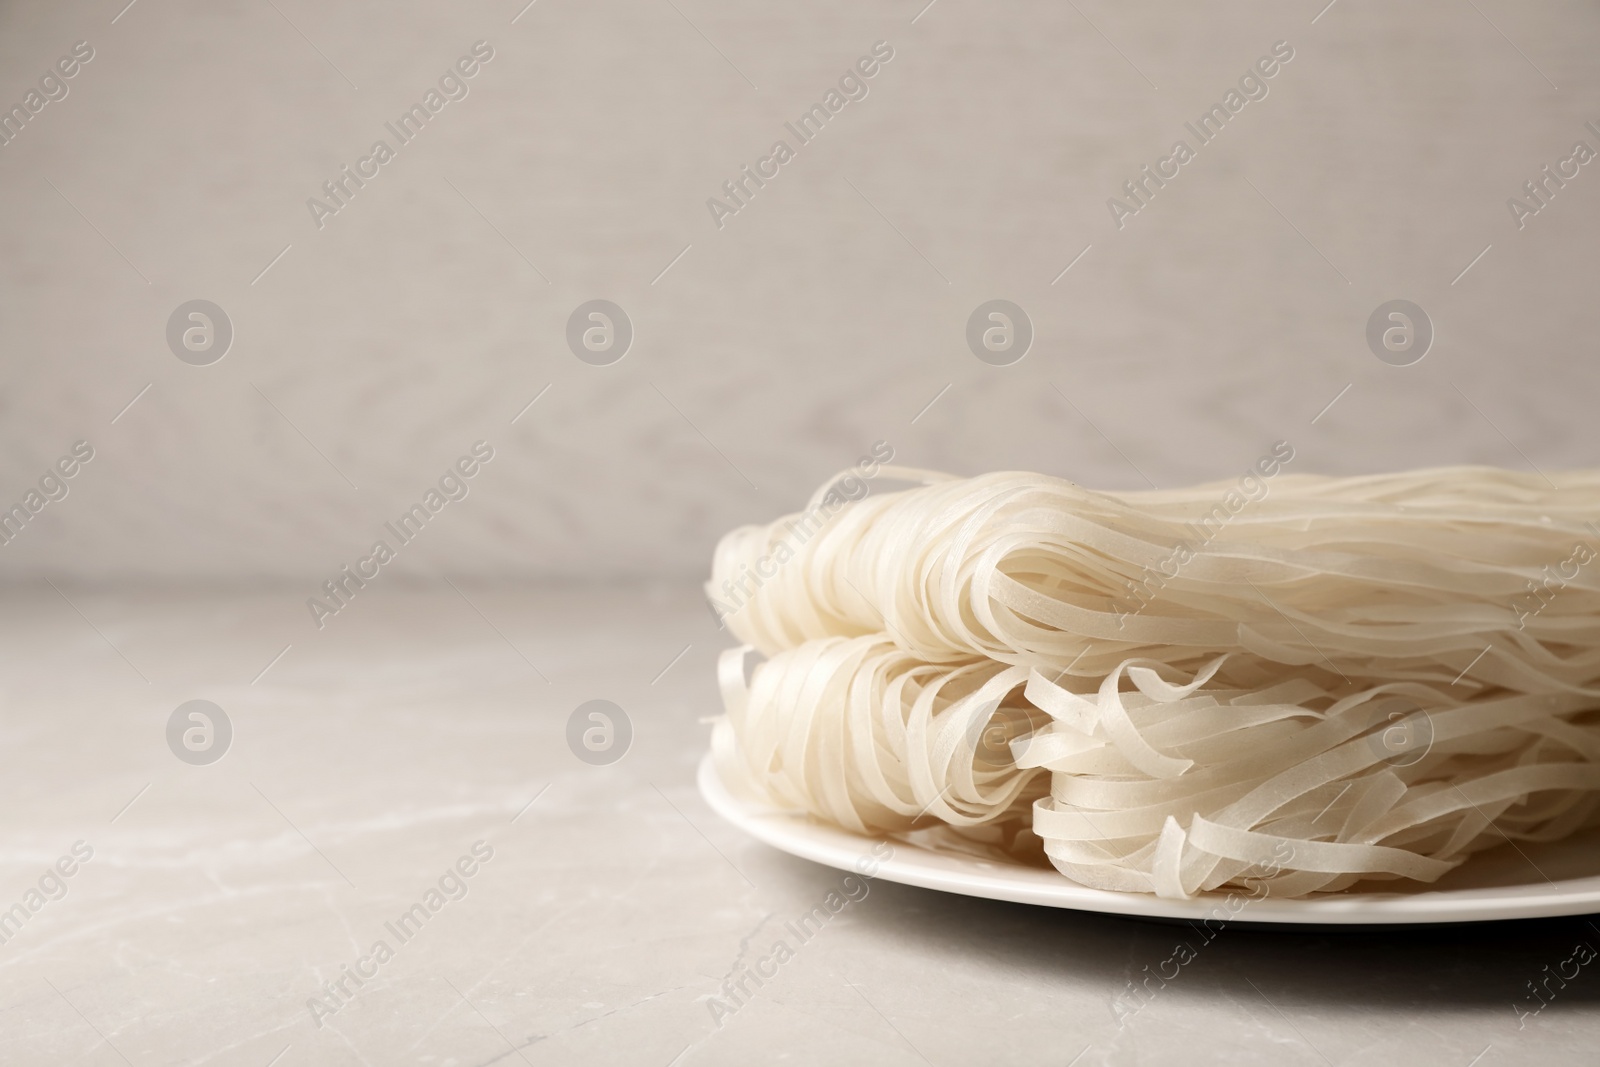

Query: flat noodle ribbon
708;466;1600;897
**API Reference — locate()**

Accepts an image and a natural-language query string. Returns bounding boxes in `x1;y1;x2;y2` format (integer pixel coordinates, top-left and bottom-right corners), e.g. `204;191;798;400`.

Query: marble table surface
2;582;1596;1066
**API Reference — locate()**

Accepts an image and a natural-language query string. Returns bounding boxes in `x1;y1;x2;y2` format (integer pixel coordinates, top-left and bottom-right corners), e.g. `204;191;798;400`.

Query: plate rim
696;753;1600;925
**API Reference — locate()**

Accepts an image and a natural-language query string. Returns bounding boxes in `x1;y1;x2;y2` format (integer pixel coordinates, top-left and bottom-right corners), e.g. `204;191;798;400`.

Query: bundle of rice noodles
707;462;1600;898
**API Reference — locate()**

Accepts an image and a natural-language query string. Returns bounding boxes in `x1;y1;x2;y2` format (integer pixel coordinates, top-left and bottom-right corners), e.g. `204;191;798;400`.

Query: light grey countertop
1;582;1595;1065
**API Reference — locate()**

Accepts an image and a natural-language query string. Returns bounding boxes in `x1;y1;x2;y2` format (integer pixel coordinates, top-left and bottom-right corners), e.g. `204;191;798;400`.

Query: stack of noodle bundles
707;464;1600;898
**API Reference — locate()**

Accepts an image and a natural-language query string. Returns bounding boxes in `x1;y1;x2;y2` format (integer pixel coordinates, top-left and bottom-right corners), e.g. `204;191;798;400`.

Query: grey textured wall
1;0;1597;581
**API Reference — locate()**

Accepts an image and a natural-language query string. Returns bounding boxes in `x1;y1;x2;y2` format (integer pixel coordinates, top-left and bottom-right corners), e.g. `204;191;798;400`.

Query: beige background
2;0;1597;582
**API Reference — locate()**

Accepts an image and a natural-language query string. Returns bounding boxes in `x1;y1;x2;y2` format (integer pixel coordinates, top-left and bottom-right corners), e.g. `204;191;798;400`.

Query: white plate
698;754;1600;925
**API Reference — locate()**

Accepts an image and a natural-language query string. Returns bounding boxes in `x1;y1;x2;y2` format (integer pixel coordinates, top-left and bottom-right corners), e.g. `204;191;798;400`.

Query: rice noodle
708;465;1600;897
